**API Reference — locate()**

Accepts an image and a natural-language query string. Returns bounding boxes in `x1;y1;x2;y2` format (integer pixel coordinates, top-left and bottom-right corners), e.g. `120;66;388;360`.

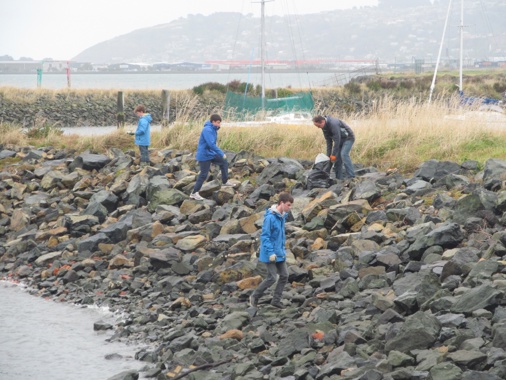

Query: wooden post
116;91;125;129
161;89;170;127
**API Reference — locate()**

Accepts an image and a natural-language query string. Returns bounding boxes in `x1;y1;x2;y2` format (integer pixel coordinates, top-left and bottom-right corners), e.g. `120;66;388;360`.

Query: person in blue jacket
132;105;152;167
250;192;294;309
190;114;235;201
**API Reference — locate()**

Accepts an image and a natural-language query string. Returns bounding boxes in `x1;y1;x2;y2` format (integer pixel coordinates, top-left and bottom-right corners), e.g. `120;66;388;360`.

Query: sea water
0;281;147;380
0;71;346;90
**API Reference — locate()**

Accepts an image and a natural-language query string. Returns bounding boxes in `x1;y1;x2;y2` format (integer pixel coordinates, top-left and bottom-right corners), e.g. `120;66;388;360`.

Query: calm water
0;72;345;90
0;281;146;380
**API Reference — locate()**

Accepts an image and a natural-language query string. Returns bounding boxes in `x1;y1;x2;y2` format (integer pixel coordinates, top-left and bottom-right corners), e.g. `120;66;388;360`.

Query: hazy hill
73;1;506;65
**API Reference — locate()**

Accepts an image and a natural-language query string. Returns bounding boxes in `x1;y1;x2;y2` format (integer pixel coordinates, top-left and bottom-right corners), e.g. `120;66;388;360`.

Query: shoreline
2;142;506;378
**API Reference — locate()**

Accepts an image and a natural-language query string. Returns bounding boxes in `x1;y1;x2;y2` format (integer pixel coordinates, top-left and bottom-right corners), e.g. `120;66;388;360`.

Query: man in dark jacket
250;192;294;309
313;115;355;180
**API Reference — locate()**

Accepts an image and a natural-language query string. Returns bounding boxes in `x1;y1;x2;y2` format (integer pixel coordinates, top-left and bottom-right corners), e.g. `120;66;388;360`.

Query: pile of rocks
1;143;506;380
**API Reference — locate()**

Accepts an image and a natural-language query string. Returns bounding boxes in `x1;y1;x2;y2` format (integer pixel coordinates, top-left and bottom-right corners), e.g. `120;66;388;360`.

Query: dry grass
2;97;506;174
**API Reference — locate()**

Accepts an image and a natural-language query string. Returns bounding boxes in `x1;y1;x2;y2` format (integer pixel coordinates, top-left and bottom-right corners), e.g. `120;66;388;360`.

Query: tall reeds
1;96;506;174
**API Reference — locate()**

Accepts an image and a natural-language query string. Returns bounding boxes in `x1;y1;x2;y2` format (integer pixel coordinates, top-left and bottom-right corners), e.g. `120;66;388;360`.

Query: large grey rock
70;153;111;171
0;149;16;160
483;158;506;191
255;158;304;185
89;190;119;213
405;222;464;261
451;284;503;314
385;311;441;353
414;159;461;182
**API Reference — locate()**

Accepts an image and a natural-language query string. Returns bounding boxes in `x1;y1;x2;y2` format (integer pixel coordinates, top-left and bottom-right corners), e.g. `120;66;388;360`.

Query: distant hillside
73;1;506;65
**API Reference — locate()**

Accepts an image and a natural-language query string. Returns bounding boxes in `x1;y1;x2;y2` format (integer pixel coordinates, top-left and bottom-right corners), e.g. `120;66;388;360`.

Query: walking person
190;114;235;201
132;105;152;167
312;115;355;180
250;192;294;309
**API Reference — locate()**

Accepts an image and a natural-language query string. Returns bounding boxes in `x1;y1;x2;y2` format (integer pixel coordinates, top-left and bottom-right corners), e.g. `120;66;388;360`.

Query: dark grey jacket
322;116;355;157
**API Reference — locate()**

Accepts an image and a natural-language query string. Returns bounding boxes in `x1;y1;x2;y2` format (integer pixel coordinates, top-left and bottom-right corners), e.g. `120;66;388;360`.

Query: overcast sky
1;0;378;61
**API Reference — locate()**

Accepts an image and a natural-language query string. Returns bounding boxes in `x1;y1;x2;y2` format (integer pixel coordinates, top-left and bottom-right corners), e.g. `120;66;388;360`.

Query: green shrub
492;82;506;93
380;80;397;89
399;80;415;90
345;81;362;95
366;80;381;91
25;123;63;138
275;87;295;98
192;82;227;95
226;79;242;92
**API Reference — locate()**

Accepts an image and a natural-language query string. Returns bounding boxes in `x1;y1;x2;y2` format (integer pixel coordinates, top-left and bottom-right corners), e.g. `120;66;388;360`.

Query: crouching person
250;192;294;309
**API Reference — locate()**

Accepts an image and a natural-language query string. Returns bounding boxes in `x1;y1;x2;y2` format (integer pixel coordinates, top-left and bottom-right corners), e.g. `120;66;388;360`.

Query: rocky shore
1;144;506;380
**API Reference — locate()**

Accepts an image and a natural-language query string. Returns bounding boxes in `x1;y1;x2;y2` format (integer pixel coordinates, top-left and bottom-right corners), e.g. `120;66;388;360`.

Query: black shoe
249;295;258;307
270;301;284;309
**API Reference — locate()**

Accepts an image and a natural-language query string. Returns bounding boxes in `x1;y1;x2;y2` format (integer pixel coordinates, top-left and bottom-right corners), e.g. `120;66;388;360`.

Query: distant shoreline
0;68;374;75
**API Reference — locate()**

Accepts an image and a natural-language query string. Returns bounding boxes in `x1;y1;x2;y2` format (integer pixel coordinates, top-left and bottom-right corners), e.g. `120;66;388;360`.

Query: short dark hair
278;192;294;204
134;105;146;113
210;114;222;122
312;115;325;123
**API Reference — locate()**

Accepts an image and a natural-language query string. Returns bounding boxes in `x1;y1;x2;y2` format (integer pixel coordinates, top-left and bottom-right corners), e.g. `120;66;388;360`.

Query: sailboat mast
459;0;464;92
261;0;266;110
429;0;453;103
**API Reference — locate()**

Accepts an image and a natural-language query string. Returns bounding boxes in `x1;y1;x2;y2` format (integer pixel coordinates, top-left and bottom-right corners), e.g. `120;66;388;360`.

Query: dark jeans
332;148;344;180
138;145;149;163
331;139;355;180
193;155;228;193
341;139;355;178
252;261;288;303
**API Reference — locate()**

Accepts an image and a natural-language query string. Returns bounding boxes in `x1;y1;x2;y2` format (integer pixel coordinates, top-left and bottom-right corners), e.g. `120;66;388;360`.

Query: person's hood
141;114;152;123
268;204;284;217
204;120;220;130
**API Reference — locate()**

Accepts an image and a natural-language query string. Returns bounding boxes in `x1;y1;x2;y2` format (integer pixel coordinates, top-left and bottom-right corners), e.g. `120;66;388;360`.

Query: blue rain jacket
259;205;287;263
195;121;224;161
135;114;152;146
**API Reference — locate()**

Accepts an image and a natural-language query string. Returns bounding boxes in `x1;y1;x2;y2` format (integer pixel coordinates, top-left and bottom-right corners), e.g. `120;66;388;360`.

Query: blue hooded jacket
135;114;152;146
259;205;288;263
196;120;224;161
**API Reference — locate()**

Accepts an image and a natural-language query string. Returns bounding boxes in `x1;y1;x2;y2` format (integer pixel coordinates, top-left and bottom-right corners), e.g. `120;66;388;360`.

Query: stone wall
0;88;367;127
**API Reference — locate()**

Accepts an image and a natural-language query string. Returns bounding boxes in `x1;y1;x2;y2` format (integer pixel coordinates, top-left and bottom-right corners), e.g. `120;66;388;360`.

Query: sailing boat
224;0;314;119
429;0;500;109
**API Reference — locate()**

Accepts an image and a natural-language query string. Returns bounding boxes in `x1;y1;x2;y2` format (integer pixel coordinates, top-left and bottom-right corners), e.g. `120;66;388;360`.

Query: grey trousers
252;261;288;303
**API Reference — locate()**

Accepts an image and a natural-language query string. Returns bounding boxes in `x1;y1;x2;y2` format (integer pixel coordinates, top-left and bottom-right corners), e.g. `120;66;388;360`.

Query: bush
226;80;242;92
345;81;362;95
273;88;295;98
192;82;227;95
399;80;415;90
366;80;381;91
492;82;506;94
225;80;262;95
380;80;398;89
25;123;63;138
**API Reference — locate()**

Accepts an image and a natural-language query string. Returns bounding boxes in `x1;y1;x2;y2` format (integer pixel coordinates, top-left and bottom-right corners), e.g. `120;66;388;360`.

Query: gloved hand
329;155;337;162
126;131;135;135
269;254;276;262
223;154;227;159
